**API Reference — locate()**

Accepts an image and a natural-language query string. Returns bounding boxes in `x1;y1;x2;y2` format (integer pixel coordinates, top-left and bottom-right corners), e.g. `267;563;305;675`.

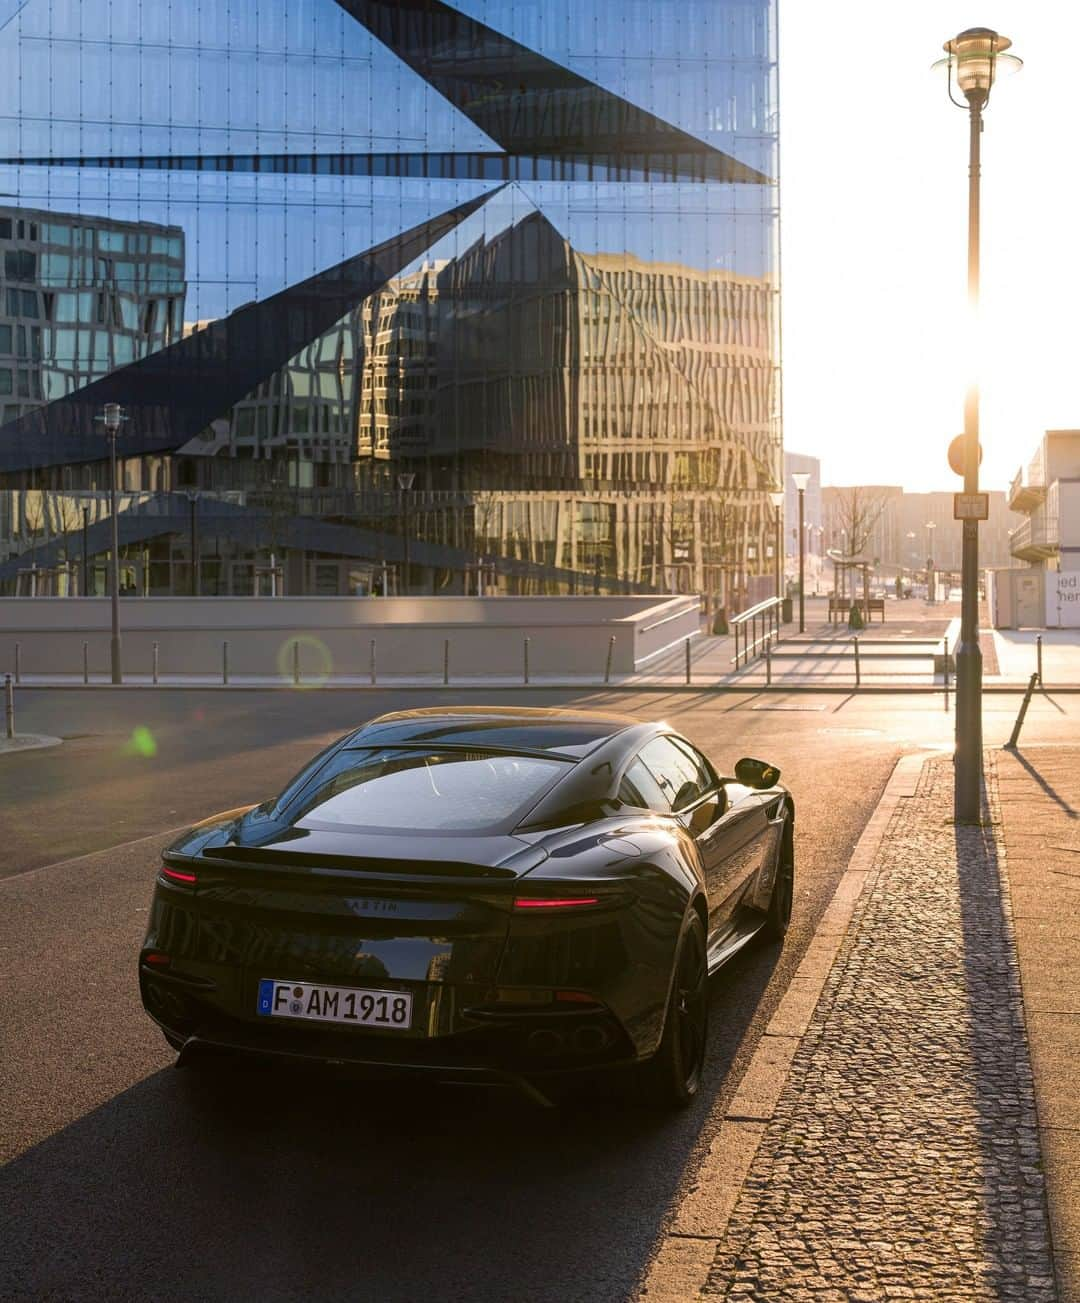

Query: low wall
0;595;702;679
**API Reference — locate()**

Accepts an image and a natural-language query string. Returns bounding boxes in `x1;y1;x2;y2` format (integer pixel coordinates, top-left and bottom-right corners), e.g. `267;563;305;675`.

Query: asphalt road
2;686;1077;1301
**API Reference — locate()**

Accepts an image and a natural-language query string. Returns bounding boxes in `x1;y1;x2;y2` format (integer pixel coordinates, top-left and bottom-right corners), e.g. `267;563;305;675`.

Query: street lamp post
397;471;415;595
926;520;936;604
81;506;89;597
95;403;127;684
936;27;1020;822
768;490;784;605
185;490;200;596
791;471;810;632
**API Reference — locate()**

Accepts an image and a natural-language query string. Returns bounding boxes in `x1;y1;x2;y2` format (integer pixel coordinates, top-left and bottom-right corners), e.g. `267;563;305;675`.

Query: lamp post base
110;635;123;686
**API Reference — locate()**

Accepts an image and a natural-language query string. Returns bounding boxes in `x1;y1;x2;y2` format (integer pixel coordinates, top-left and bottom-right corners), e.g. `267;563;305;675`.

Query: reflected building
0;204;184;432
0;0;780;603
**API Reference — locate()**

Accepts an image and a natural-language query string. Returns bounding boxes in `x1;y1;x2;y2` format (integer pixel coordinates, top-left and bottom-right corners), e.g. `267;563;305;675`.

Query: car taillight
159;865;198;887
142;951;171;967
512;896;599;910
555;990;601;1005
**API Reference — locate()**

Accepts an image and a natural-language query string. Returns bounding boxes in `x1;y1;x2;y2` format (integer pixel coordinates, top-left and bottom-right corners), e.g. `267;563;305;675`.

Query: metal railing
6;633;625;688
730;596;783;669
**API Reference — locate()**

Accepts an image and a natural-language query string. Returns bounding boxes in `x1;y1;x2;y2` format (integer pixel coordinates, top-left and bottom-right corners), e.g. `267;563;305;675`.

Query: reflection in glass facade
0;0;780;601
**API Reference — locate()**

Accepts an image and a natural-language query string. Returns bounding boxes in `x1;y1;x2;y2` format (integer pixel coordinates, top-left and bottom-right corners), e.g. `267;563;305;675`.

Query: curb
639;748;934;1301
0;733;62;755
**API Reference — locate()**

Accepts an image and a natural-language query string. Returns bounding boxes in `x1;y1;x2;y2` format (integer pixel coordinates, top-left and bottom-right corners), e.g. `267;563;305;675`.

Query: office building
0;0;780;599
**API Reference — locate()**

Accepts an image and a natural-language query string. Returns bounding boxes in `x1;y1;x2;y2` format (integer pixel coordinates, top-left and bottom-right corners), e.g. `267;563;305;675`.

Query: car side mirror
733;757;781;789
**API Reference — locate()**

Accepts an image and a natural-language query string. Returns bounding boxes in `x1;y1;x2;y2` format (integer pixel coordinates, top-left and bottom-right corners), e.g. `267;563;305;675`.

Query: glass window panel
21;292;38;319
0;325;9;353
54;329;76;364
0;369;12;395
41;253;70;283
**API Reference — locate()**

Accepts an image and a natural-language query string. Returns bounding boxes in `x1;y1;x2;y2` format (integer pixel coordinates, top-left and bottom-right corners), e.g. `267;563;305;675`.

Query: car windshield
287;747;572;833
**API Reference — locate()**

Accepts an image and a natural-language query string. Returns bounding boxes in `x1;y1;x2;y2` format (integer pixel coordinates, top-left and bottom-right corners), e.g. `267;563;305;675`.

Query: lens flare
276;635;333;688
124;725;158;758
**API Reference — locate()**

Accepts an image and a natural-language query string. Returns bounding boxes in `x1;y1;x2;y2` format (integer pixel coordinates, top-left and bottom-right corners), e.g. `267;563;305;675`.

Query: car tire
761;816;794;941
637;910;708;1109
162;1030;187;1053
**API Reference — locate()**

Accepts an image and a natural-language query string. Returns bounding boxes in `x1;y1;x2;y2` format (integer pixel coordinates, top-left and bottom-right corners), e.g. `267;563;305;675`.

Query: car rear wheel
762;816;794;941
636;911;708;1108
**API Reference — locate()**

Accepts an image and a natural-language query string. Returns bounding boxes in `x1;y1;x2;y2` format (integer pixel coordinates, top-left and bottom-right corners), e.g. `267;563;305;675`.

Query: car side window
637;736;715;812
618;757;672;813
670;737;719;792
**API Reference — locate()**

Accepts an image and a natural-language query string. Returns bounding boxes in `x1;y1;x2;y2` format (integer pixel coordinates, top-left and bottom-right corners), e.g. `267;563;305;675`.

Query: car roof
345;706;642;759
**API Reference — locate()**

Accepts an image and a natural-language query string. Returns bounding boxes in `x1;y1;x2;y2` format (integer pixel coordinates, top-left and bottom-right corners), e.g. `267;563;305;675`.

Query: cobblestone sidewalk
704;756;1057;1301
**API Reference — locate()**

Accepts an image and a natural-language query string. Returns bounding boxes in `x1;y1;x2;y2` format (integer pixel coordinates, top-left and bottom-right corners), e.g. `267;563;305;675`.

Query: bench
829;597;886;623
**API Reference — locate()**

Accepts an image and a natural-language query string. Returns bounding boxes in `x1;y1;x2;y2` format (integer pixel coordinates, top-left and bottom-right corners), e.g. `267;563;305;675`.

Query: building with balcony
1007;430;1080;566
984;431;1080;627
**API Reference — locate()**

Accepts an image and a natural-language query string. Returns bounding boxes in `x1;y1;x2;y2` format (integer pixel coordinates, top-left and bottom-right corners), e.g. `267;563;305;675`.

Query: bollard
523;637;530;685
766;640;772;687
14;641;20;685
1037;634;1043;687
942;636;949;711
152;641;159;686
604;635;615;685
5;672;13;739
223;640;229;685
370;638;376;686
82;640;89;685
1005;673;1040;750
443;638;450;686
293;639;301;686
853;635;861;688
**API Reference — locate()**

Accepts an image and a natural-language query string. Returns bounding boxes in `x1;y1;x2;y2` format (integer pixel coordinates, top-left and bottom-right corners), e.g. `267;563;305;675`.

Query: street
2;687;1077;1301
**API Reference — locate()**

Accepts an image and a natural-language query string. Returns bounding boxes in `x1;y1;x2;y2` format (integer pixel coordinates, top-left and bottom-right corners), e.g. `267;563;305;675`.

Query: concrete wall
0;594;701;679
1047;572;1080;629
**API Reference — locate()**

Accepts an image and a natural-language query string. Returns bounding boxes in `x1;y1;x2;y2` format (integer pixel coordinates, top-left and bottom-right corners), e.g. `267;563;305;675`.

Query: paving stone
703;755;1058;1300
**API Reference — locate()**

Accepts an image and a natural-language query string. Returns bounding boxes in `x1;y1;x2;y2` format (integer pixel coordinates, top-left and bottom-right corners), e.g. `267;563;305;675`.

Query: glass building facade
0;0;780;599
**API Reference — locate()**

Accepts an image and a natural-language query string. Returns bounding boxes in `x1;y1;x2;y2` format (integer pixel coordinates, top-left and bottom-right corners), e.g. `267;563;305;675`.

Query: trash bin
781;597;793;624
712;607;729;636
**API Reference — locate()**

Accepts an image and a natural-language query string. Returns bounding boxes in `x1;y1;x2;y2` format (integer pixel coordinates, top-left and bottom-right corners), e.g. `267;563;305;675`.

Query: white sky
779;2;1079;493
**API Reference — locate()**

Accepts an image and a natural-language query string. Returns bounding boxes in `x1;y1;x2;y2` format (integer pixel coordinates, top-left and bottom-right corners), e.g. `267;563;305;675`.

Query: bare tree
824;487;895;601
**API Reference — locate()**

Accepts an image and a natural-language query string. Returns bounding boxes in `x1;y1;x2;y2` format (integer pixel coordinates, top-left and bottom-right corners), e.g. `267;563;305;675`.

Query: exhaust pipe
573;1024;609;1054
526;1028;564;1056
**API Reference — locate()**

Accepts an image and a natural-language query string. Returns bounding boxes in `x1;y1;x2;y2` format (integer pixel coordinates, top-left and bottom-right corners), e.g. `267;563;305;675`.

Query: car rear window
288;748;571;833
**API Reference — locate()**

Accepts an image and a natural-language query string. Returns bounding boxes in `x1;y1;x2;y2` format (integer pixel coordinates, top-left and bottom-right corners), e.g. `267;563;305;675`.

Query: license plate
257;979;413;1030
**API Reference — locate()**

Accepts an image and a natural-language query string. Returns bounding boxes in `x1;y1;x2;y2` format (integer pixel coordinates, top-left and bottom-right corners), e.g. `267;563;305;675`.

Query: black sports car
140;707;793;1108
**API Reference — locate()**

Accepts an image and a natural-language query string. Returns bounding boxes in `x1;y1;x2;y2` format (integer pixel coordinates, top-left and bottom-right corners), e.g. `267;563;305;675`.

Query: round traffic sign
948;435;983;477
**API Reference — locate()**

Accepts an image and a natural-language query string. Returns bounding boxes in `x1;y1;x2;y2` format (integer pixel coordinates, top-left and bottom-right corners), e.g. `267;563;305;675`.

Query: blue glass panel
0;0;499;159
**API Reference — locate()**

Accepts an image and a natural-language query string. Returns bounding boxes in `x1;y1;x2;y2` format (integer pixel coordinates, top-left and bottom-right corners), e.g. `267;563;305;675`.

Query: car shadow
0;946;782;1303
